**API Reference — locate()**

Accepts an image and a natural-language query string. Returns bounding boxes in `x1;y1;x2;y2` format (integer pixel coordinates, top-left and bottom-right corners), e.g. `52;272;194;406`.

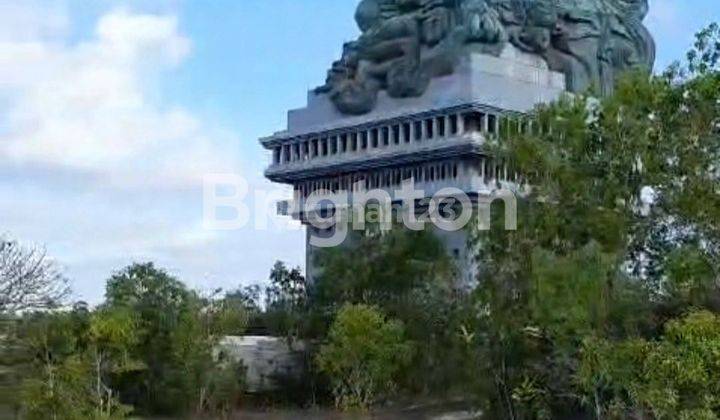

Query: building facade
260;1;654;283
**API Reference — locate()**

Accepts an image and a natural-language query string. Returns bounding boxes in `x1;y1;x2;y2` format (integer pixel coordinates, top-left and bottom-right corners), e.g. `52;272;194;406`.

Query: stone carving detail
316;0;655;115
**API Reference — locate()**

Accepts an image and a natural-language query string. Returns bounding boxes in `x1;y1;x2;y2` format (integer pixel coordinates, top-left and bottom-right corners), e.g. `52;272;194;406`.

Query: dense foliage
580;311;720;419
311;228;478;396
0;22;718;420
464;24;720;419
316;304;413;409
1;263;248;419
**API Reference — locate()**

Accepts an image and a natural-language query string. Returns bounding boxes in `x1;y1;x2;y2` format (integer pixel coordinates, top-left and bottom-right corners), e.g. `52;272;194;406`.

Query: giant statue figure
316;0;655;115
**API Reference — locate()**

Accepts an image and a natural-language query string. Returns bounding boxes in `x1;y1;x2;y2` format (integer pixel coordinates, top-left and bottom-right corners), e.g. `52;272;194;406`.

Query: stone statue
317;0;655;114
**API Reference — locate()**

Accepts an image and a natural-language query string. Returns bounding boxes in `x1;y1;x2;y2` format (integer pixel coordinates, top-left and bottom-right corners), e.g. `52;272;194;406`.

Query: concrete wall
216;336;307;393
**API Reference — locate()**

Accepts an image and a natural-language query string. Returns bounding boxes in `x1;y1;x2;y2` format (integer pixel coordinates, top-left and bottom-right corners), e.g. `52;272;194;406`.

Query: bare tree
0;237;71;313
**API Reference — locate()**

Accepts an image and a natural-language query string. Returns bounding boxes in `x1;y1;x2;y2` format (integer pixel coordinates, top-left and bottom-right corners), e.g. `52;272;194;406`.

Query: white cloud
95;11;191;66
0;1;69;42
0;5;302;303
0;8;235;189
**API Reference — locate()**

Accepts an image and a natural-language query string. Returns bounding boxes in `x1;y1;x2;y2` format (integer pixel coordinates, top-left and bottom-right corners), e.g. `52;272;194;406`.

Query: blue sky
1;0;719;304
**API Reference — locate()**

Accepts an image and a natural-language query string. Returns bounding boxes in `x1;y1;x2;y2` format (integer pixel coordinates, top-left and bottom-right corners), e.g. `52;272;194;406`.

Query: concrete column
433;117;440;139
408;121;415;143
480;158;485;183
482;114;489;133
444;115;452;137
457;113;465;134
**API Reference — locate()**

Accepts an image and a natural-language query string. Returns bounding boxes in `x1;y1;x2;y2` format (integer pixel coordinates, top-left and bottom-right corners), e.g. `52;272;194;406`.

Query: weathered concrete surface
281;46;565;137
216;336;307;393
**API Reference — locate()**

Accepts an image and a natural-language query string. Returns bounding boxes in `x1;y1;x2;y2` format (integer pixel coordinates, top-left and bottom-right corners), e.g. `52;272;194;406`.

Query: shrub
580;311;720;418
316;304;413;409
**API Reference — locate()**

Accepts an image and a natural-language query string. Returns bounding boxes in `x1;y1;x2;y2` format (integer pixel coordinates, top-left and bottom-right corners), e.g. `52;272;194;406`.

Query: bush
580;311;720;418
316;304;413;409
310;228;470;396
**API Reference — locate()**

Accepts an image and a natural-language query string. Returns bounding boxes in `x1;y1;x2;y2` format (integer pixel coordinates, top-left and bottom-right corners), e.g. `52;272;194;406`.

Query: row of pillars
294;156;517;199
295;160;464;198
273;111;501;166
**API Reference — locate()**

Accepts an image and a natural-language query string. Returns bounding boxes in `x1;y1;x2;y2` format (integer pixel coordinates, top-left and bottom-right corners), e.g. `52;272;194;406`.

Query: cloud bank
1;8;239;189
0;4;297;302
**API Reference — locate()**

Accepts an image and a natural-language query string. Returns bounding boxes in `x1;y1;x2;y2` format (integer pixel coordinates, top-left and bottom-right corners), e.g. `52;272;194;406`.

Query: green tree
3;264;248;419
103;263;195;414
104;263;246;416
312;228;475;396
580;311;720;419
17;312;89;420
166;291;247;418
313;228;453;315
12;309;131;420
86;308;139;419
316;304;413;409
263;261;307;340
467;24;720;419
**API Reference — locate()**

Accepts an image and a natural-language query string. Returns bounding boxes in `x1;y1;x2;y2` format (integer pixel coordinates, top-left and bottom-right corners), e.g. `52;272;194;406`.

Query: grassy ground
183;400;480;420
136;402;481;420
223;409;479;420
140;410;479;420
